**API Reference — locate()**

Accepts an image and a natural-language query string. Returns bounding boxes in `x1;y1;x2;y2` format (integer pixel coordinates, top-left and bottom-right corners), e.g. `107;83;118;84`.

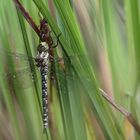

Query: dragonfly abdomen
41;66;49;128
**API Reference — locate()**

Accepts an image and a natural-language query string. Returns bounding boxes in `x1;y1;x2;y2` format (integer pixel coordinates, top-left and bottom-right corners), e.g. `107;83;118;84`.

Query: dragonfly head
35;42;49;68
37;42;49;53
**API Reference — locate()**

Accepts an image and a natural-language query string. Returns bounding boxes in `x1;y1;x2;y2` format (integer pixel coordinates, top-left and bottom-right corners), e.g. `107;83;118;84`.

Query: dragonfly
5;0;84;129
3;0;85;131
0;18;83;129
1;41;83;129
34;18;62;129
1;18;64;129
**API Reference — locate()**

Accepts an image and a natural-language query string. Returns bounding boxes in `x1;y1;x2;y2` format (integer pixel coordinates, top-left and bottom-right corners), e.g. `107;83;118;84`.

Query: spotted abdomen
41;66;49;128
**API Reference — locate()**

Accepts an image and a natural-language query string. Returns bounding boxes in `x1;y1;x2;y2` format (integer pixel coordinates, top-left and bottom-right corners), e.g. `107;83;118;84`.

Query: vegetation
0;0;140;140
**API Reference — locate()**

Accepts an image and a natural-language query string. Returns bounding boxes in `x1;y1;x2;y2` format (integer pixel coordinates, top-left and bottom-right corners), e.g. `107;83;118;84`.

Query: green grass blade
33;0;124;139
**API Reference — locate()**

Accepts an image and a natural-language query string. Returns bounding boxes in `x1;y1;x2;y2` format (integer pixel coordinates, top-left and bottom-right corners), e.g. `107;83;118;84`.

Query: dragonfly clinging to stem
11;0;78;130
34;17;61;129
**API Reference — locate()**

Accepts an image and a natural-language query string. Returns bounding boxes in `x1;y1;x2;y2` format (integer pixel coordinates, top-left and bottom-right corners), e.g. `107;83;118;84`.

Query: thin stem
14;0;40;36
99;88;140;135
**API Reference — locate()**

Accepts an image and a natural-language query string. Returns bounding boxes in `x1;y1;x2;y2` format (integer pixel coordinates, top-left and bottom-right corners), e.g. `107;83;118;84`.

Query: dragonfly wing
4;67;40;90
0;47;86;69
53;53;86;64
1;49;87;89
0;48;36;68
4;65;79;90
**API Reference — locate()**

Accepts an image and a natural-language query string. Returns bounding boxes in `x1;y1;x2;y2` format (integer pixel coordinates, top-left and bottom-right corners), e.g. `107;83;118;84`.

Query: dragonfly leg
49;55;54;62
51;33;62;48
48;31;54;45
38;12;43;20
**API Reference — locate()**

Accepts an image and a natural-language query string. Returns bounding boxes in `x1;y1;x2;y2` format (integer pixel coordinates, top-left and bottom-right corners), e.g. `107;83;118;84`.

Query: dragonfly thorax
37;42;49;53
35;42;49;68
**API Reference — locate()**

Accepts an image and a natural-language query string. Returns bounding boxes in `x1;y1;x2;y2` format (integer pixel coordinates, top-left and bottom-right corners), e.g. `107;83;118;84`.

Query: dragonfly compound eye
38;42;48;52
35;57;44;63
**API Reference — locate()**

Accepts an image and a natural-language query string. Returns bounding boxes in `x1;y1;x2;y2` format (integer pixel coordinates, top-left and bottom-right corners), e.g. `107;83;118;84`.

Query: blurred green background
0;0;140;140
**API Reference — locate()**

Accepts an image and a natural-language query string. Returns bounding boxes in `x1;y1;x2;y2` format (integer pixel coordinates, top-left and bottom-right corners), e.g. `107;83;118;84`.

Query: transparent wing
3;62;80;90
0;48;86;89
0;47;35;68
0;47;84;66
4;67;39;90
